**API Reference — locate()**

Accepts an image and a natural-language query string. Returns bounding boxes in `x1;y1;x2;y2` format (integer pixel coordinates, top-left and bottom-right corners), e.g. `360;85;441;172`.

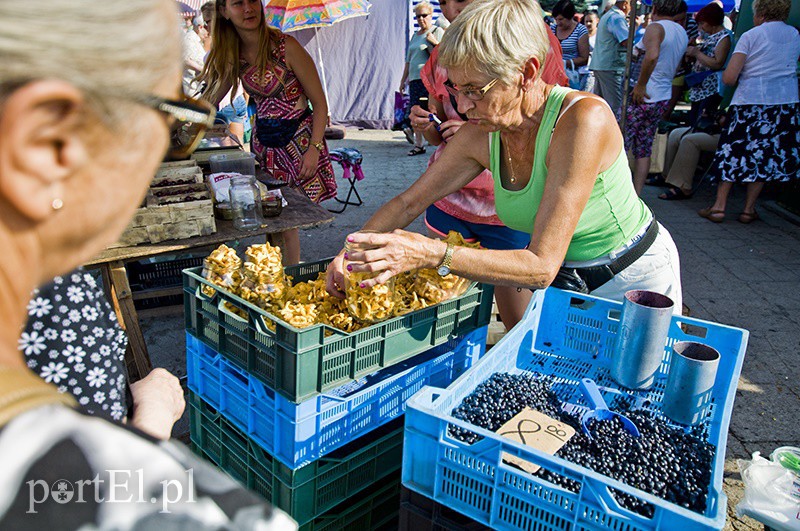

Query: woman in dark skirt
698;0;799;224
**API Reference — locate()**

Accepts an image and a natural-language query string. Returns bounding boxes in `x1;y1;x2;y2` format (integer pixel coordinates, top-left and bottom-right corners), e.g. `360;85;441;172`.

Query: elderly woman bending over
327;0;682;311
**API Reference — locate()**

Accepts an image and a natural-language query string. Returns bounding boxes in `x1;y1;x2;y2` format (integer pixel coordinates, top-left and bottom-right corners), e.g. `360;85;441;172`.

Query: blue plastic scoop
579;378;641;439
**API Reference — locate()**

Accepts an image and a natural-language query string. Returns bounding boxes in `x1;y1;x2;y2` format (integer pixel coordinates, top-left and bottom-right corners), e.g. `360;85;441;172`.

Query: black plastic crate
128;256;205;310
399;487;490;531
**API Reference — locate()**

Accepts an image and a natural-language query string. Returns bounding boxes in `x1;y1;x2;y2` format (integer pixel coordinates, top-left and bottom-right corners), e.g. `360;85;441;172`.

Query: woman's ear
521;57;542;91
0;80;89;221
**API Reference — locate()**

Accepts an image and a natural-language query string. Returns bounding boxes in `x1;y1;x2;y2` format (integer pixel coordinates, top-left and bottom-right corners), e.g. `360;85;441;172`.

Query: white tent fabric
177;0;204;15
292;0;409;129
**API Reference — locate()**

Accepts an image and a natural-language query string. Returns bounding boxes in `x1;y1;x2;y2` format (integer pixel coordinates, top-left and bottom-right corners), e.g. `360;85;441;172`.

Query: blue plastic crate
402;288;749;531
187;326;487;469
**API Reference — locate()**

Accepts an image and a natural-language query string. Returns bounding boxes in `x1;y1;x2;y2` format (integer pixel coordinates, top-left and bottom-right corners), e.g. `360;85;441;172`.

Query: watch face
437;266;451;277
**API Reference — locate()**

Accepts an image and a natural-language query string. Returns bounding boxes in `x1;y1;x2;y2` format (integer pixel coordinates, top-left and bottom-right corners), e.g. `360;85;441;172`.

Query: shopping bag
392;91;409;131
648;132;668;174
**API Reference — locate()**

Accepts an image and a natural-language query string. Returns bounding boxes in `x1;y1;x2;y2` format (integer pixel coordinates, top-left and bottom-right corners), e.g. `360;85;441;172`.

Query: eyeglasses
415;13;431;18
444;78;499;101
133;95;217;158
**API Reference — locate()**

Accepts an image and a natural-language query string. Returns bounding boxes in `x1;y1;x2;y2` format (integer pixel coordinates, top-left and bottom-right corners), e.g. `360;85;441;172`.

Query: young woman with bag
200;0;337;264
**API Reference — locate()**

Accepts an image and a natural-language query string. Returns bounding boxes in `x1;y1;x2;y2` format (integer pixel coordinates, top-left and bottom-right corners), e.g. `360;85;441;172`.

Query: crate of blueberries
402;288;749;531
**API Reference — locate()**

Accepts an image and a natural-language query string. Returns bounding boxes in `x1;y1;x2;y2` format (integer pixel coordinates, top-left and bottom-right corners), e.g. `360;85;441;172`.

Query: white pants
591;223;683;314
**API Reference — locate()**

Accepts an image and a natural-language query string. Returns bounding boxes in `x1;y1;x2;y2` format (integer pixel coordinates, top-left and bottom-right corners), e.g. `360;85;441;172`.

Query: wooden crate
109;161;216;248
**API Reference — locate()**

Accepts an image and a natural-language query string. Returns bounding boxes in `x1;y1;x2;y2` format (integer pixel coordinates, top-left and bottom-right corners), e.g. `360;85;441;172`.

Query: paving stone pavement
143;128;798;530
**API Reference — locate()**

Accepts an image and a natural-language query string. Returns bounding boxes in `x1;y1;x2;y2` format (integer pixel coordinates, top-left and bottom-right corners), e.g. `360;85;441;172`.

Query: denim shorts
218;94;248;125
424;204;531;251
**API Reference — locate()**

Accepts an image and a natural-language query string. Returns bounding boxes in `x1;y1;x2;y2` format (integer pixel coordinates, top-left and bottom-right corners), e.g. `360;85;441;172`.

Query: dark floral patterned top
20;268;129;421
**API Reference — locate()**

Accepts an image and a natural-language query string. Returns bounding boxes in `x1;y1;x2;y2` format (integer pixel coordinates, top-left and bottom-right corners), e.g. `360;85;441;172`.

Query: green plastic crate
189;392;403;525
183;258;493;403
298;472;401;531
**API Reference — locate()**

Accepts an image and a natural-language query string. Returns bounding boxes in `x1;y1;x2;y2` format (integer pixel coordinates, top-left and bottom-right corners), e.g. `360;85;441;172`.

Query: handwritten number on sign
499;419;568;445
546;424;568;441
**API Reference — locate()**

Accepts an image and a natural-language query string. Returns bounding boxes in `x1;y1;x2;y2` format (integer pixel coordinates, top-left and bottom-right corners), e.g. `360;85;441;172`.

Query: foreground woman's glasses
136;95;217;159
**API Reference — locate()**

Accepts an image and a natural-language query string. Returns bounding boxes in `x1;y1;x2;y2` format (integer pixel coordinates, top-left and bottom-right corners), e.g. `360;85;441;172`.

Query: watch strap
437;242;454;271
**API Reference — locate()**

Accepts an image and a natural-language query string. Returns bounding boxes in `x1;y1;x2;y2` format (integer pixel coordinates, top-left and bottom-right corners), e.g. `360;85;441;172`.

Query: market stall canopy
264;0;371;32
176;0;204;16
640;0;735;12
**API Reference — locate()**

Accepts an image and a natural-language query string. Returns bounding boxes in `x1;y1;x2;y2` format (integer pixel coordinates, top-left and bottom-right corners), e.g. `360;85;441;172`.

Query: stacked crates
183;258;493;528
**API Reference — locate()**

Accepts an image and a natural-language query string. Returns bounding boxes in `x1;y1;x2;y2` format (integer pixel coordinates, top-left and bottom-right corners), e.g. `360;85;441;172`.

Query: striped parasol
264;0;371;33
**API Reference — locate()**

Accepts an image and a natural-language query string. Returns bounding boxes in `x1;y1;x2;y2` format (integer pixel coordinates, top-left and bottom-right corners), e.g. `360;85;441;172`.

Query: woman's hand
685;45;698;58
300;147;320;180
632;84;649;105
129;368;185;440
341;229;445;288
325;251;347;299
409;104;436;133
439;119;466;142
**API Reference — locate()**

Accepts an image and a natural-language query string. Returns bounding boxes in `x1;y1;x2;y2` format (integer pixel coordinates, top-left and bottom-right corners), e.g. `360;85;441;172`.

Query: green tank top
490;86;651;262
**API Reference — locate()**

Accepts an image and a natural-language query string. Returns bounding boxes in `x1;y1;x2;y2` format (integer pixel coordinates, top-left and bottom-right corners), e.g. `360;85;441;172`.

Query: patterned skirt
712;103;800;183
252;111;337;203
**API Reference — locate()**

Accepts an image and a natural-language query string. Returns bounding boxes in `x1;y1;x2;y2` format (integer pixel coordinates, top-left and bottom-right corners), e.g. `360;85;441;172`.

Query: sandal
646;175;667;187
698;207;725;223
738;211;760;224
408;146;426;156
403;127;414;144
658;187;692;201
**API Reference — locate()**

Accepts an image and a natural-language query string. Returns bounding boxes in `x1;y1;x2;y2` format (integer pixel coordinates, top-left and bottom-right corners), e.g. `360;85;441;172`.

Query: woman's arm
285;35;329;180
721;51;746;86
399;63;410;92
633;24;665;104
688;34;731;70
203;77;233;108
572;33;591;68
325;124;488;295
362;124;487;229
345;96;618;291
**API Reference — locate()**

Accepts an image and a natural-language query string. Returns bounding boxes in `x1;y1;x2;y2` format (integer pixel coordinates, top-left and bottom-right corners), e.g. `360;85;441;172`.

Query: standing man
182;15;208;97
591;0;631;118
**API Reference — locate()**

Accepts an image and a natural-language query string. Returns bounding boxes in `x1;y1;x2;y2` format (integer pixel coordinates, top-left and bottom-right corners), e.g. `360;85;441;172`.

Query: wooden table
84;186;334;382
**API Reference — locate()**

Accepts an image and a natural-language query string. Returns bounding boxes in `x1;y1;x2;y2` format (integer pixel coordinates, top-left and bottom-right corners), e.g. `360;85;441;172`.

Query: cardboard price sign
497;407;575;474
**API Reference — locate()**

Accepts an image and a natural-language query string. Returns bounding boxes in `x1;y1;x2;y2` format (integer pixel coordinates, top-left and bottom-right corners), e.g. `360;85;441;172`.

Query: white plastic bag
736;452;800;530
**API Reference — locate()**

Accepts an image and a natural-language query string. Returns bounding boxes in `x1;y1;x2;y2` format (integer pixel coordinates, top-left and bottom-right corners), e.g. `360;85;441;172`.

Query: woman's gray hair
438;0;550;84
0;0;181;125
753;0;791;21
414;1;434;14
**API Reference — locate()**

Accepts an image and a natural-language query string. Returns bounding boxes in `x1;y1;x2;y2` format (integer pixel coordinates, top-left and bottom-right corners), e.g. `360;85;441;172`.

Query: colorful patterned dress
241;34;336;203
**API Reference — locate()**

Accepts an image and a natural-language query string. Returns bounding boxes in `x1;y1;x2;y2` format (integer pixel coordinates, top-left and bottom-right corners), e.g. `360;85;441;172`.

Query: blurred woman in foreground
0;0;293;527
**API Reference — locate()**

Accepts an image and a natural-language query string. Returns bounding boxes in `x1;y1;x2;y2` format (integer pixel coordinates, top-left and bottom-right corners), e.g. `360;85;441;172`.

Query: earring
51;198;64;211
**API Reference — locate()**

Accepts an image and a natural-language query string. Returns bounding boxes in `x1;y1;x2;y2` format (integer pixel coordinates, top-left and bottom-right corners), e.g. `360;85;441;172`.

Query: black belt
553;219;659;293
